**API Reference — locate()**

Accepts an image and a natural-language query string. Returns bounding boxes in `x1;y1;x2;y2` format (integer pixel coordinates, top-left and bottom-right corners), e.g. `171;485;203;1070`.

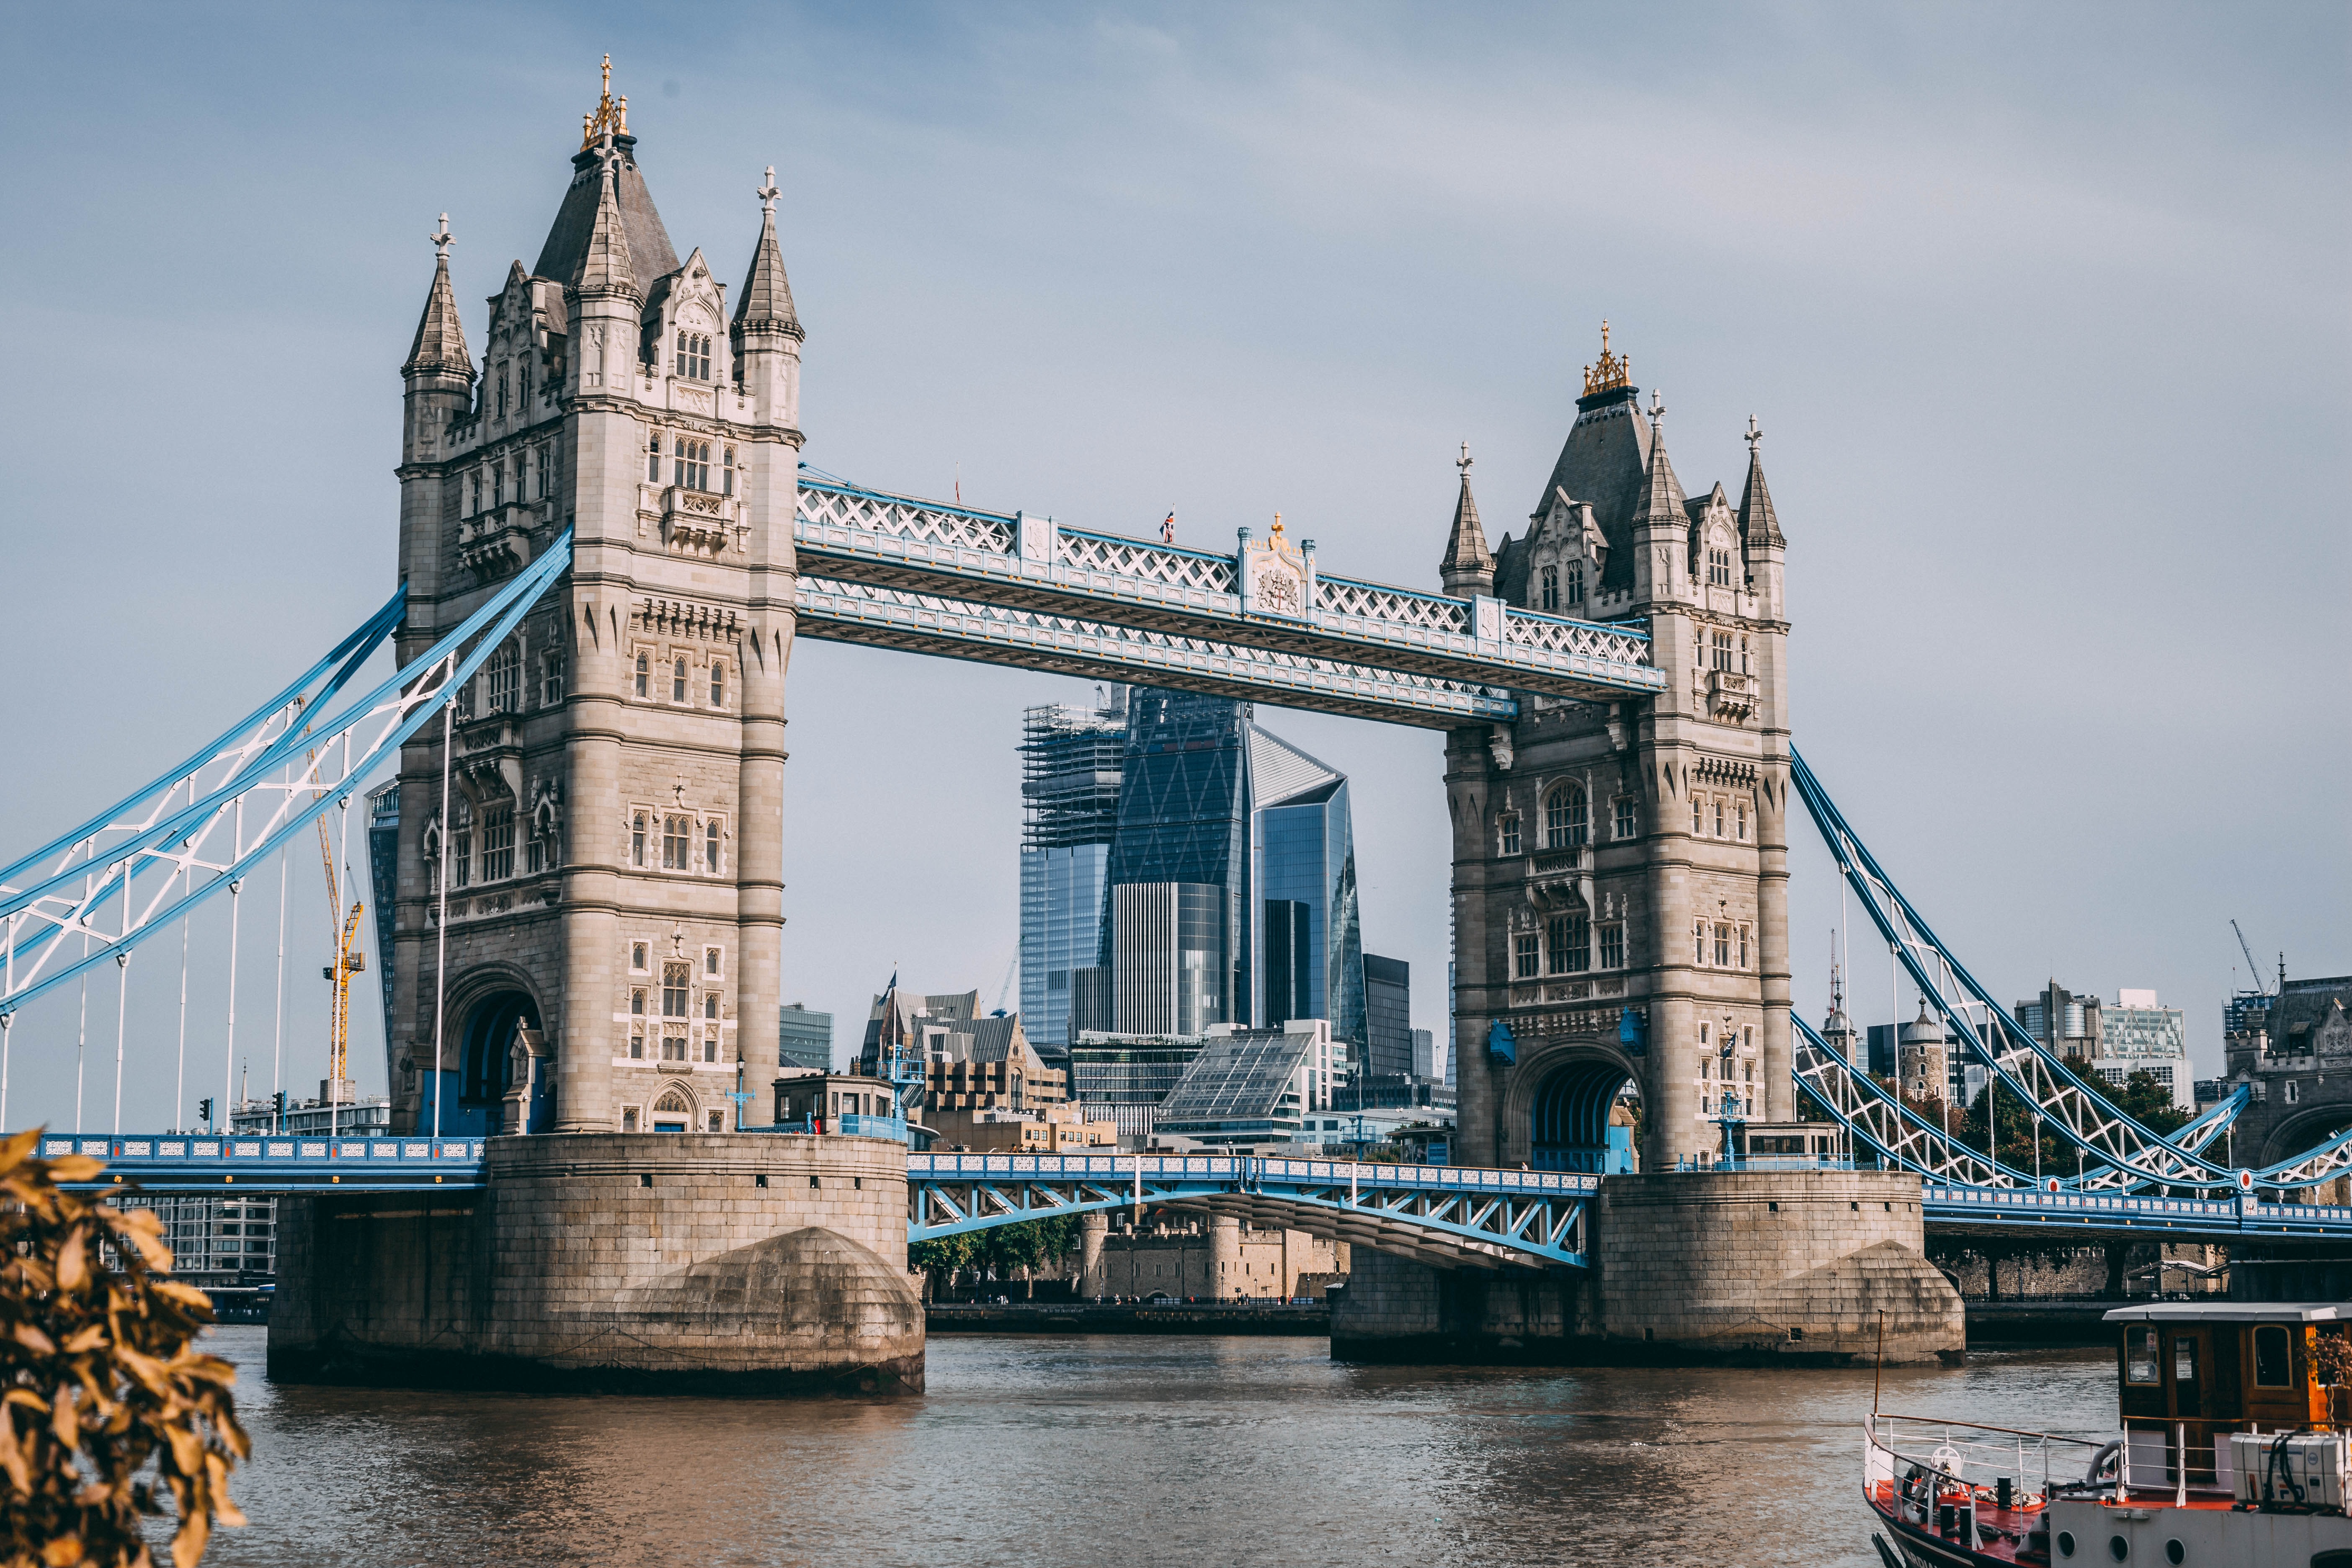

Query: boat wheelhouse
1863;1302;2352;1567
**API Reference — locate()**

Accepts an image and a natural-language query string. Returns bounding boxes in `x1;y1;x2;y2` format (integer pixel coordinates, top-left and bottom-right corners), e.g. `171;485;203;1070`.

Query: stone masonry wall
271;1132;920;1393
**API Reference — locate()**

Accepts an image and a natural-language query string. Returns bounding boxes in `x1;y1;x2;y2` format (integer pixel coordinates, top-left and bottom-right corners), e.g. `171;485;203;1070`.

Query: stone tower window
541;647;565;707
704;820;721;873
1547;913;1589;975
1690;797;1703;835
671;658;687;702
1711;630;1734;671
673;437;711;491
1567;562;1584;606
662;815;690;870
1707;547;1733;587
661;964;690;1061
723;445;737;497
484;642;521;714
1499;812;1520;856
1736;801;1748;841
1544;784;1587;850
630;942;650;973
496;370;508;419
674;330;711;382
451;800;472;889
1600;921;1625;970
630;812;647;867
480;802;516;882
1513;933;1539;980
1713;798;1725;837
469;469;484;514
1692;919;1705;965
536;444;551;499
648;432;663;483
709;661;725;707
1540;565;1559;611
1714;923;1731;967
634;652;650;698
704;946;722;977
1613;796;1637;840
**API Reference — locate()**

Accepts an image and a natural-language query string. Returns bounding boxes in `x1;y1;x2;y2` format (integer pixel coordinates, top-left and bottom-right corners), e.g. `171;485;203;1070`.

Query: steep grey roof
1514;383;1651;598
734;205;801;336
402;252;472;378
1739;444;1785;548
1437;464;1492;580
569;150;637;295
534;138;678;288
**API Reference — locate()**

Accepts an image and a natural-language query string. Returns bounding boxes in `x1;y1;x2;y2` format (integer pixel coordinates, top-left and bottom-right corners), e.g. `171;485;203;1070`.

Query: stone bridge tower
386;70;802;1135
1443;330;1791;1170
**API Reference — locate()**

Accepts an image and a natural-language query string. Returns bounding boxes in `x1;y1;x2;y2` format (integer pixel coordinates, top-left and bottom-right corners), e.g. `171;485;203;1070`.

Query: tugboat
1863;1302;2352;1565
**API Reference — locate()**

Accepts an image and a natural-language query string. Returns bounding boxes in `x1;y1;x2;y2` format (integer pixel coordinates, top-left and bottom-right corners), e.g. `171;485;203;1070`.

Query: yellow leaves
144;1284;208;1313
52;1233;85;1296
0;1408;28;1495
0;1128;41;1179
41;1534;84;1565
46;1390;75;1457
167;1511;208;1568
42;1159;103;1186
57;1330;103;1358
11;1326;54;1359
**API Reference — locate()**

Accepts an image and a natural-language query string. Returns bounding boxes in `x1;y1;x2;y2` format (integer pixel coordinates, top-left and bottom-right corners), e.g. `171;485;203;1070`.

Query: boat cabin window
2127;1326;2159;1384
2173;1337;2197;1384
2254;1324;2292;1387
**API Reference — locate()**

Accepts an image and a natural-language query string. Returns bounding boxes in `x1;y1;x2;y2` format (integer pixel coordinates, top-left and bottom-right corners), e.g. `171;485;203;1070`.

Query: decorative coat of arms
1242;513;1312;619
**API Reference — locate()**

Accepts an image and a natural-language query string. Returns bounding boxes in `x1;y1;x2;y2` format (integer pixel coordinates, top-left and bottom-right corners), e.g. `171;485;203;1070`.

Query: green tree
0;1129;249;1568
906;1233;975;1299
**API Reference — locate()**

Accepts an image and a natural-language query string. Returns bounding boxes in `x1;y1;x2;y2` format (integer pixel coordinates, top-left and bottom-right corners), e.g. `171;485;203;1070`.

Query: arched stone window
1540;565;1559;611
1566;562;1583;606
651;1087;692;1132
633;651;649;698
1544;783;1587;850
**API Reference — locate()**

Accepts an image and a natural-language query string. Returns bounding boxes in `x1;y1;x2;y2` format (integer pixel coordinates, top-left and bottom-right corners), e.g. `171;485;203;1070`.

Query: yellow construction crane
317;815;364;1097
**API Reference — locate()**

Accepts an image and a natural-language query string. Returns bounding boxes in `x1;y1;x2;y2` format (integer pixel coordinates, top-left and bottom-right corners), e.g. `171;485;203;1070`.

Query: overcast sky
0;3;2344;1128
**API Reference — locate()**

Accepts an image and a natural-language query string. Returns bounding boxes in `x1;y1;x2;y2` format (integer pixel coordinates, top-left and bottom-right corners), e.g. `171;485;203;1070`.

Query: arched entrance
649;1084;696;1133
444;990;540;1137
1528;1056;1639;1173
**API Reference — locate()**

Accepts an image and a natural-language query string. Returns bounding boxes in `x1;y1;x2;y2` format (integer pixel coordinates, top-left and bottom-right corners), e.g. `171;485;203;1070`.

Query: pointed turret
1628;396;1689;533
403;215;472;380
1439;443;1495;598
571;147;638;297
733;166;805;428
734;178;801;338
1738;415;1784;548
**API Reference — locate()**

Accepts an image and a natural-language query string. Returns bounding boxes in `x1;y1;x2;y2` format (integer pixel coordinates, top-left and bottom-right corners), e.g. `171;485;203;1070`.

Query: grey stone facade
387;95;801;1138
1443;353;1790;1171
269;1133;921;1392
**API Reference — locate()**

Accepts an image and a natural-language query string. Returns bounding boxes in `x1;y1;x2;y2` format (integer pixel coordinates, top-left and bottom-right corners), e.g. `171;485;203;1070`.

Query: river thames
196;1328;2115;1568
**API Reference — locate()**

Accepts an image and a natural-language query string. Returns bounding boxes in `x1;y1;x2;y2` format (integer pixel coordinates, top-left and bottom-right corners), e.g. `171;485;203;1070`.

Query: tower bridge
6;75;2349;1384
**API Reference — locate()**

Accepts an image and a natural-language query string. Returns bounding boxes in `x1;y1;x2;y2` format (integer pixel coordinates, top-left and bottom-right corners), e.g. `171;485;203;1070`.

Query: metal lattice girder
0;537;574;1016
1922;1182;2352;1242
1789;1014;2250;1193
905;1152;1593;1268
793;575;1519;728
1789;746;2352;1194
794;477;1666;706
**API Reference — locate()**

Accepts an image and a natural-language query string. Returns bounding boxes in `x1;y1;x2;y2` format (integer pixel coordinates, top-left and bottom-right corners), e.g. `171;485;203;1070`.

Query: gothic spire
734;166;802;338
1737;415;1785;548
1439;442;1494;596
402;214;473;379
571;145;638;297
1629;392;1688;531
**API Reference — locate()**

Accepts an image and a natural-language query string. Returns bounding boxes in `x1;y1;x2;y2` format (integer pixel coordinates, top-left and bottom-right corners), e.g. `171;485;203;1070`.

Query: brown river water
195;1327;2116;1568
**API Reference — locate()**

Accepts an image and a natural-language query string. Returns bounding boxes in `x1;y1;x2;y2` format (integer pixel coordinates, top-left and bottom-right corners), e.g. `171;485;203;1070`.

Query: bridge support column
1332;1169;1962;1366
269;1132;922;1394
1080;1211;1107;1297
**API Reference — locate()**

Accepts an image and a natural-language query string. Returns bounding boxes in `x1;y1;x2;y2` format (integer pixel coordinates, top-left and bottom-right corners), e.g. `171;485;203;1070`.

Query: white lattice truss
1791;746;2352;1193
908;1154;1592;1270
793;478;1666;701
0;540;573;1016
792;576;1518;727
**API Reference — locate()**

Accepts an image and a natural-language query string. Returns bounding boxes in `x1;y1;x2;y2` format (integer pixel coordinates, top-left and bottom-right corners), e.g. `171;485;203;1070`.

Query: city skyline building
1250;725;1365;1050
1018;690;1128;1049
1363;954;1411;1079
779;1002;832;1073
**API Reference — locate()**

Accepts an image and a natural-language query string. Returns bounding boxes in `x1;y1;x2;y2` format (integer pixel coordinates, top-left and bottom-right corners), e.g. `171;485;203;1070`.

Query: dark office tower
1019;690;1128;1048
1250;725;1365;1052
1104;689;1253;1032
1363;954;1412;1078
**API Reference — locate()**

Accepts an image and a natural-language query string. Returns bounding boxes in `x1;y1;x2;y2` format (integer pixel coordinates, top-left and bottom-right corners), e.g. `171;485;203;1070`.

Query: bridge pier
1332;1170;1963;1365
268;1132;922;1394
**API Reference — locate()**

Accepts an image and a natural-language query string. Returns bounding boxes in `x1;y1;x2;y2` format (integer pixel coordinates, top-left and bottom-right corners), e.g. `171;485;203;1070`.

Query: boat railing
2116;1414;2259;1506
1866;1413;2107;1520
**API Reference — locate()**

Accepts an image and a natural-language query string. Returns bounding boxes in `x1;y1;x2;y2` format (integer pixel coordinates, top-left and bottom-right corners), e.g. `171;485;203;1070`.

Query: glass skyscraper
1250;725;1365;1052
1018;692;1129;1050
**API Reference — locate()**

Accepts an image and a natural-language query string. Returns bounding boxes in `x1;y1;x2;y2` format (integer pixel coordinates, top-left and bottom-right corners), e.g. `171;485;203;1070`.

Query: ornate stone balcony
660;486;742;555
455;503;546;584
1706;667;1756;719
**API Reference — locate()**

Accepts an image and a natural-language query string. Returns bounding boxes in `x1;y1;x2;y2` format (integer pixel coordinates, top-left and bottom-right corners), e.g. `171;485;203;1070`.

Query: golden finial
581;54;629;151
1271;511;1285;540
1581;318;1630;397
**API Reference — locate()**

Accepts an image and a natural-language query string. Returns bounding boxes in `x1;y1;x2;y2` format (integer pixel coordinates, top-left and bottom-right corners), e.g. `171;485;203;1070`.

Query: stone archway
457;989;540;1116
1497;1039;1643;1170
649;1083;697;1132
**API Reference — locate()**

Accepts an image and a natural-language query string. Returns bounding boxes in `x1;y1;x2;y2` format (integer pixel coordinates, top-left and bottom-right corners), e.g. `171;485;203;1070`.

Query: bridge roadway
45;1136;2352;1253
